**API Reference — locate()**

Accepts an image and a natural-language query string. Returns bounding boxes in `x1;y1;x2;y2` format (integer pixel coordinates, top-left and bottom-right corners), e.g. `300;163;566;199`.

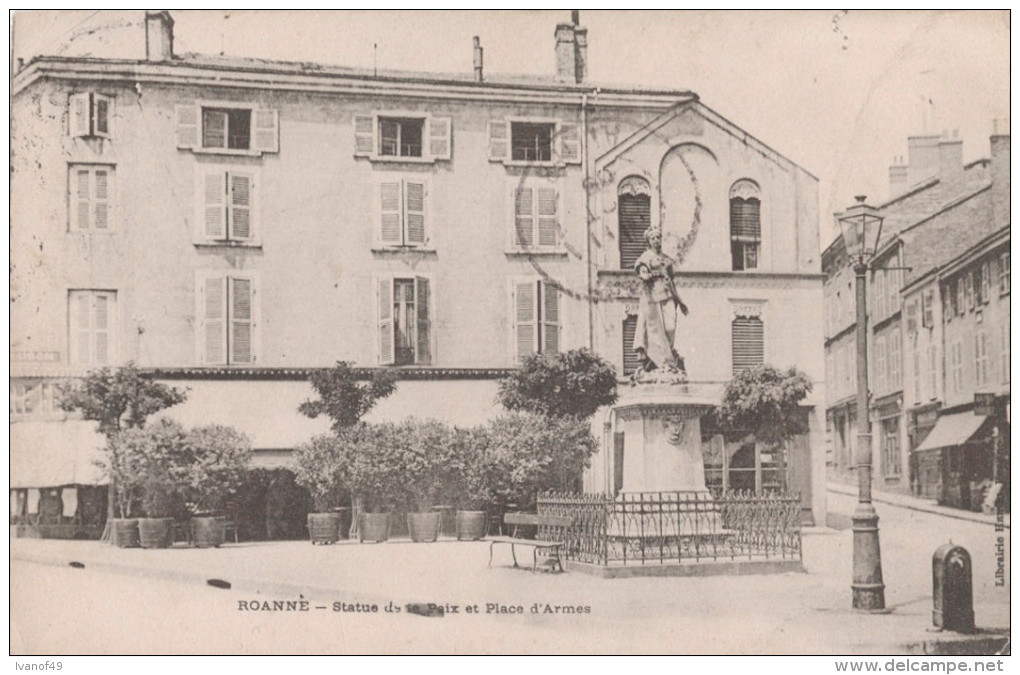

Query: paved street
10;491;1009;655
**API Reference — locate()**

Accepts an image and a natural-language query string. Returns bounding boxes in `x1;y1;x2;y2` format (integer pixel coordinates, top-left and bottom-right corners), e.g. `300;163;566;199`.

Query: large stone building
823;129;1009;509
11;12;826;530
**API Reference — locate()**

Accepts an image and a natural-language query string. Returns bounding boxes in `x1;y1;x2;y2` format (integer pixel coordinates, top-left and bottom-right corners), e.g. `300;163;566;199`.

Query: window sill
189;147;264;157
500;160;566;169
504;249;569;259
68;229;116;235
194;241;263;250
356;154;439;164
371;246;436;255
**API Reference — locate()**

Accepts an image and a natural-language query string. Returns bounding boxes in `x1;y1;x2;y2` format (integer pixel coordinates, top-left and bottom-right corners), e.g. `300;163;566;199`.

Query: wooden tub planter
190;515;226;548
455;510;487;541
406;512;442;543
138;517;173;549
307;512;343;545
358;512;391;543
111;518;140;548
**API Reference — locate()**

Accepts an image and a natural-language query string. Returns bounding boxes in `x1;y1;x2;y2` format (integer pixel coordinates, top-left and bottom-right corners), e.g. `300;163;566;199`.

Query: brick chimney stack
990;119;1010;229
145;10;174;61
937;130;964;198
888;156;908;196
473;36;484;82
905;134;941;187
555;11;587;84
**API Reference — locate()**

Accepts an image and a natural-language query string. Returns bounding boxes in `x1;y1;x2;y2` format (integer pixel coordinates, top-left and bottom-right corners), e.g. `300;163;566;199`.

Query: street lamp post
838;195;886;611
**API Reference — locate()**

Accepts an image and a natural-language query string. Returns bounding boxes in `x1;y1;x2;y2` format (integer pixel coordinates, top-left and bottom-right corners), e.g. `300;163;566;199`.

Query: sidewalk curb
827;483;1009;528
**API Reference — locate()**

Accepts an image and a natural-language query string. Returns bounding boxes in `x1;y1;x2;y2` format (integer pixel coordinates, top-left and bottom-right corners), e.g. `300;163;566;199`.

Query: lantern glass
839;195;884;261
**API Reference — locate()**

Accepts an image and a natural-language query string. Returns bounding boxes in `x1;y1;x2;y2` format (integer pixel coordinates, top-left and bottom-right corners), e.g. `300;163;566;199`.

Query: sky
11;9;1011;247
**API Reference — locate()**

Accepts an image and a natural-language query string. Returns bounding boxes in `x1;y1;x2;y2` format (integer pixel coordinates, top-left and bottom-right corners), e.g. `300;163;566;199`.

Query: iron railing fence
537;490;802;566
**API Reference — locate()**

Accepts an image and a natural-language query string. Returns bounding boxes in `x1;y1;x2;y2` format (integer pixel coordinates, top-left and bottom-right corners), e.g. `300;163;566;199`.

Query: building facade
823;129;1009;509
11;12;826;530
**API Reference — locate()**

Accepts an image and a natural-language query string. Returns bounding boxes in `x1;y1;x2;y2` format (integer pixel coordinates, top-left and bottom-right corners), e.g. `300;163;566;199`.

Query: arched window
729;180;761;271
618;176;651;270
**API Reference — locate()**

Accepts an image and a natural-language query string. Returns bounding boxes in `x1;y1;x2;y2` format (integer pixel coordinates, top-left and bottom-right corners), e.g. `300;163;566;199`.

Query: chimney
905;134;941;187
937;132;964;198
888;156;908;196
145;10;174;61
554;12;587;84
472;36;484;82
990;121;1010;229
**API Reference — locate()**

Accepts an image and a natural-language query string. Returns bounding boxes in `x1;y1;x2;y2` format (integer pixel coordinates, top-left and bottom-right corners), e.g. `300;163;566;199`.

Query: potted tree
294;434;346;544
103;429;147;548
453;425;490;541
122;418;190;549
399;419;455;543
341;423;400;543
183;425;252;548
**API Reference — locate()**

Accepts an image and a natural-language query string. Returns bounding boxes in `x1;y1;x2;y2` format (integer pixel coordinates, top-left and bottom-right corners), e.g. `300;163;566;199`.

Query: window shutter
404;181;426;245
69;93;90;137
74;169;91;230
488;120;510;161
730;198;761;239
203;276;226;364
252;108;279;153
93;293;109;365
427;117;452;160
202;171;227;239
513;187;534;247
619;194;651;269
379;181;403;244
514;280;536;360
415;276;431;365
175;104;199;149
731;316;764;375
354;114;375;156
537;187;558;247
93;169;110;230
378;278;395;365
93;95;111;137
622;315;641;376
541;281;560;354
230;277;253;364
558;122;581;163
905;299;918;333
71;292;91;364
228;173;253;241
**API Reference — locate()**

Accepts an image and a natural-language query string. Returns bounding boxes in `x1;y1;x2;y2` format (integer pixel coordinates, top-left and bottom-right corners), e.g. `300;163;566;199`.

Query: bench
488;513;574;573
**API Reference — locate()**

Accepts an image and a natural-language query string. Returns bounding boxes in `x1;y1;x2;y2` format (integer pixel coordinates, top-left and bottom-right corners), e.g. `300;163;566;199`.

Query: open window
69;92;113;138
488;119;580;165
378;276;431;366
176;103;278;155
353;114;451;162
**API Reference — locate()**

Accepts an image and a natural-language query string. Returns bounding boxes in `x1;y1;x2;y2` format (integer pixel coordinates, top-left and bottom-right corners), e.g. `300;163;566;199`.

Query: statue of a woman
633;226;688;376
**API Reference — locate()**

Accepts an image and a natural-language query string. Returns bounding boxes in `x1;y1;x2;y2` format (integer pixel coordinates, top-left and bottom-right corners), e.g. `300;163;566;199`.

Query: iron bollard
932;543;975;633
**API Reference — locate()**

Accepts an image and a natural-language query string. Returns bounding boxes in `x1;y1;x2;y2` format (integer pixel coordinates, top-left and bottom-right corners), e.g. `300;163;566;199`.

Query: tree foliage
299;361;397;432
717;365;812;448
57;363;187;438
497;348;618;420
181;424;253;514
293;434;348;512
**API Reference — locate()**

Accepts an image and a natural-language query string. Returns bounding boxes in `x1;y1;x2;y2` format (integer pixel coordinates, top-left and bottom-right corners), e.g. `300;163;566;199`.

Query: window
943;284;953;322
196;273;257;365
353;114;451;161
1002;324;1010;383
377;178;428;247
922;289;935;328
950;340;963;393
512;279;560;361
378;276;431;366
10;380;57;417
69;290;116;366
956;278;966;317
975;266;985;306
889;328;902;391
511;184;560;250
1000;252;1010;295
618;177;651;270
871;270;886;320
887;268;901;316
927;344;938;400
881;418;901;478
196;169;257;244
730;180;761;271
731;315;764;375
964;273;974;311
176;104;278;154
912;349;921;404
974;331;989;387
487;119;580;165
379;117;424;158
68;165;114;231
873;336;887;393
69;92;112;138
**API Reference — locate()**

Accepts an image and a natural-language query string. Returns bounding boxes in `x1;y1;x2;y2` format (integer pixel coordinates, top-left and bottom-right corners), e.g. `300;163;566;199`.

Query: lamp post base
851;502;886;611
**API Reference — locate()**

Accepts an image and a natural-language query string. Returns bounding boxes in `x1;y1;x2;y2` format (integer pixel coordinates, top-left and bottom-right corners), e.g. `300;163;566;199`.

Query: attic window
511;122;553;162
203;108;251;150
379;117;424;158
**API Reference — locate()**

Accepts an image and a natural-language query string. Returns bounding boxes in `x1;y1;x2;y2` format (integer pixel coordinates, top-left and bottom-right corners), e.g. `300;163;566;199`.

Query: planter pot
138;517;173;549
111;518;140;548
455;510;487;541
407;512;441;543
358;512;391;543
307;512;342;545
190;516;226;548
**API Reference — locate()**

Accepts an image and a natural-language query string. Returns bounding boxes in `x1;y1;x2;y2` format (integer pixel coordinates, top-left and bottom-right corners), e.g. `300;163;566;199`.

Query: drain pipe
582;89;596;350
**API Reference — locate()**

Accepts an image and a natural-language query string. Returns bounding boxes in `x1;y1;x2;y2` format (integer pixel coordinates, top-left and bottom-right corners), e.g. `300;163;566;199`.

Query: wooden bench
488;513;574;573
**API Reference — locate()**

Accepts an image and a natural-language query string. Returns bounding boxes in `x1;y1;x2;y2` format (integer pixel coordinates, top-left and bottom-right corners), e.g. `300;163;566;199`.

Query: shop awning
10;421;107;488
913;412;990;453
